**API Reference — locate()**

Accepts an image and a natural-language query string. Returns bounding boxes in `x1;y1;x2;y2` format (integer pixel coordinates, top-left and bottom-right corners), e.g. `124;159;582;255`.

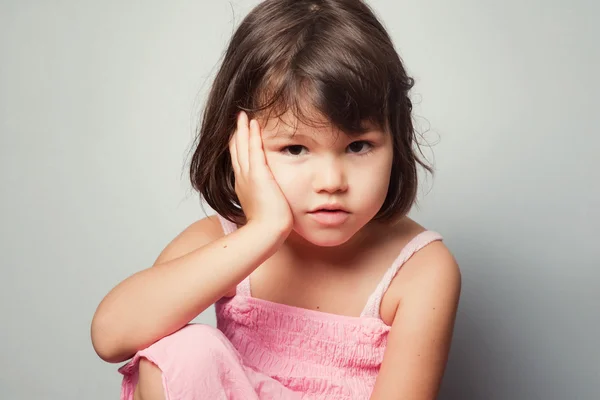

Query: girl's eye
282;145;307;156
347;141;372;154
282;142;372;156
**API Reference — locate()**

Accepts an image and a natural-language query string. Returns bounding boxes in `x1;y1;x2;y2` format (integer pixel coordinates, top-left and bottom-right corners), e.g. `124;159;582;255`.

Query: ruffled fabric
119;324;303;400
215;294;391;399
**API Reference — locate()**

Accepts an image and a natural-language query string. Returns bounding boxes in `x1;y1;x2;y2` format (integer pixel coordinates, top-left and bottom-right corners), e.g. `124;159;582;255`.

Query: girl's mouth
307;209;350;226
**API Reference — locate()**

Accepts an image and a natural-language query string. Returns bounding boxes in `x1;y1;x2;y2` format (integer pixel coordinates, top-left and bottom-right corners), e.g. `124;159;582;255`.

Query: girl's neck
282;219;391;267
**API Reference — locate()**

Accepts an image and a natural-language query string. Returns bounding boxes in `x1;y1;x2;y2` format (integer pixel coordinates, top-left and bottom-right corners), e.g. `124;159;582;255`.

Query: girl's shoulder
387;216;457;280
378;217;459;324
384;215;450;260
369;215;435;258
152;215;225;265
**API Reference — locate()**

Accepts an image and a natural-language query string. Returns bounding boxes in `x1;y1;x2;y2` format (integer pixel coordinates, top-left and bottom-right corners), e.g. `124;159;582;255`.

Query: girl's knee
123;324;240;400
163;324;234;361
134;358;165;400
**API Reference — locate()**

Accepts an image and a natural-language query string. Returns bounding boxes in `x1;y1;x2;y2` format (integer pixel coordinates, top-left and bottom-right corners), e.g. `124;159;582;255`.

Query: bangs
239;38;391;136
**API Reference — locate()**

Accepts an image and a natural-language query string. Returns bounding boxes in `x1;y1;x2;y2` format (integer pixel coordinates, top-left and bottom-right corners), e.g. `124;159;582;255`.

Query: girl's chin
290;225;358;248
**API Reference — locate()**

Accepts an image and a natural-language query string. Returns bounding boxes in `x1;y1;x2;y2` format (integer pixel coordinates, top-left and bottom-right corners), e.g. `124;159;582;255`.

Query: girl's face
260;113;394;247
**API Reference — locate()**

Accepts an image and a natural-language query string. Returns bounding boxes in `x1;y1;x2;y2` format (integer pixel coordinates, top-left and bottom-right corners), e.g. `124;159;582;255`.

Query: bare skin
133;359;164;400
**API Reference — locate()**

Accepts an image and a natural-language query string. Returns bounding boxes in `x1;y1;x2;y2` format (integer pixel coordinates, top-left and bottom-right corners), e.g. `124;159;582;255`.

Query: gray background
1;0;598;399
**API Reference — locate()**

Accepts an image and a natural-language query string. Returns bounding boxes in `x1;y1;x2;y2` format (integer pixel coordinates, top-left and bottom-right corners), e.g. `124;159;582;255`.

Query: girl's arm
91;112;291;364
90;217;286;364
369;241;462;400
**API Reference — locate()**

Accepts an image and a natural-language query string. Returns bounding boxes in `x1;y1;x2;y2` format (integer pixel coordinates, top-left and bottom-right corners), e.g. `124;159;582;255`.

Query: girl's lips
307;210;350;226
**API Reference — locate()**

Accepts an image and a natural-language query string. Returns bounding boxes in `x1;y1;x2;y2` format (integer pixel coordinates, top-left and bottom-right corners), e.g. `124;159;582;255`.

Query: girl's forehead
261;114;333;136
260;108;382;135
260;113;356;144
259;107;326;129
260;114;386;146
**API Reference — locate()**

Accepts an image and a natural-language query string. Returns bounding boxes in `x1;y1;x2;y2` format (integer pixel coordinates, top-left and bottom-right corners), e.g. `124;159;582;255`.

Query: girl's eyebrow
264;129;382;142
263;131;317;142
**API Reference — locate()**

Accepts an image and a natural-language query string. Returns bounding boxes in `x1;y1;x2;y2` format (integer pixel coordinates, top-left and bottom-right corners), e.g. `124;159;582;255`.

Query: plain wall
1;0;598;399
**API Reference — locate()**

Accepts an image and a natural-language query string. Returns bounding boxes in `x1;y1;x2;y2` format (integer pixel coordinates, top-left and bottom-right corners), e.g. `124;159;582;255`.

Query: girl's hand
229;111;293;238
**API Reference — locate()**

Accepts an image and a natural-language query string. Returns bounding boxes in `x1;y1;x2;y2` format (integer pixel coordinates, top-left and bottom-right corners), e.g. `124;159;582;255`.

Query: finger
235;111;250;172
229;129;240;175
248;119;267;172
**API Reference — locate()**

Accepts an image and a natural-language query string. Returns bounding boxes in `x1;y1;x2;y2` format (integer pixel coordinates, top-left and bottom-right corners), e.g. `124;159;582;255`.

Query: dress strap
217;214;238;235
360;230;444;318
216;214;251;297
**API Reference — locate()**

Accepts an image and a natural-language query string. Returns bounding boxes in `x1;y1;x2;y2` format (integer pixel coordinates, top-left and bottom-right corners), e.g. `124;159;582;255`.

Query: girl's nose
312;157;348;194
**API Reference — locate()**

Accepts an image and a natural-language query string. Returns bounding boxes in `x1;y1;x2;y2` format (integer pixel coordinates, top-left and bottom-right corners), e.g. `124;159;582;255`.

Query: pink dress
119;215;443;399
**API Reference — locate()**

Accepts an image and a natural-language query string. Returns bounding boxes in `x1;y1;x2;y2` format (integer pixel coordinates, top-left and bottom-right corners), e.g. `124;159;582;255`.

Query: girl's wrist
244;219;291;249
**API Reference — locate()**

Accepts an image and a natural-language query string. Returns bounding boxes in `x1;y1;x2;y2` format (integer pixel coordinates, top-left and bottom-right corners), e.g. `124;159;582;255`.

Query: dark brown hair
189;0;432;225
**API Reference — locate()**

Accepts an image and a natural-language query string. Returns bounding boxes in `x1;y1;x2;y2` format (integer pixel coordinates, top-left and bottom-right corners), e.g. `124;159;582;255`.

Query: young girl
91;0;461;399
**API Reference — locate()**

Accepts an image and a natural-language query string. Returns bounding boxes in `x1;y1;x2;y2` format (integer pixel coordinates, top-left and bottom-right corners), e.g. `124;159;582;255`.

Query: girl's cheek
263;148;277;166
270;162;299;189
268;161;306;204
